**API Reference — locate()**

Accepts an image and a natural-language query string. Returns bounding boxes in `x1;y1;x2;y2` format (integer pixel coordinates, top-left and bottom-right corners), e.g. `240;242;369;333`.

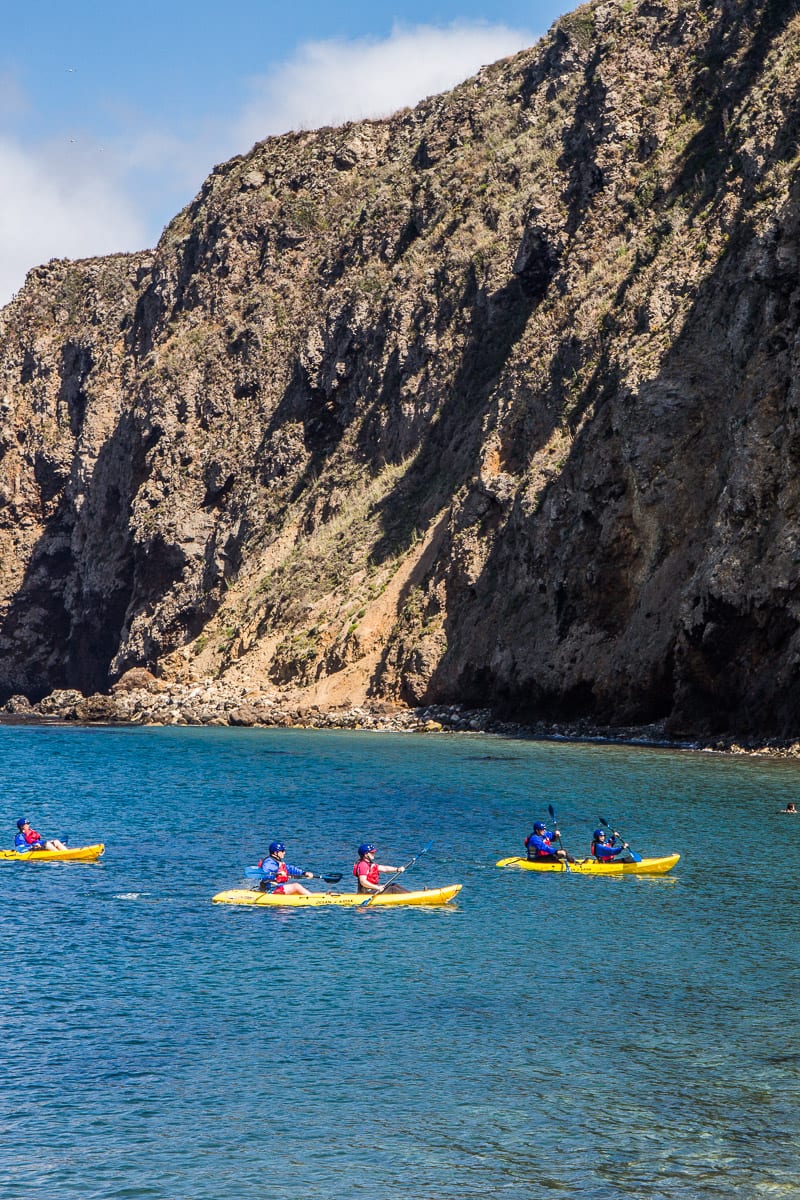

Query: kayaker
590;828;631;861
14;818;67;852
353;843;407;894
257;842;314;896
524;821;574;864
779;802;798;814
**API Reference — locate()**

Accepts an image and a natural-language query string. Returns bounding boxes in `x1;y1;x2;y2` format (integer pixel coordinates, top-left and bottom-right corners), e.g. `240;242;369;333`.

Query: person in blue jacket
590;828;631;861
525;821;573;863
257;841;314;895
14;818;67;852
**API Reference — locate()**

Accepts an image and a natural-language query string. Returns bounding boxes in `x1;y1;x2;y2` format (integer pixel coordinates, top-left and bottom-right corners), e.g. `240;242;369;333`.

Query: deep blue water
0;724;798;1199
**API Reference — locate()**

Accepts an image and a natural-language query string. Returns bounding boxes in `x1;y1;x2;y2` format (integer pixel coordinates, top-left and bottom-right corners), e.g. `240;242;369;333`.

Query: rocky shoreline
3;669;800;759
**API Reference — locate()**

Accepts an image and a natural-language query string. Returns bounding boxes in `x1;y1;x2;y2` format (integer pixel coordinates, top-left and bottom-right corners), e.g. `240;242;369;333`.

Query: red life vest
353;859;380;886
257;856;290;886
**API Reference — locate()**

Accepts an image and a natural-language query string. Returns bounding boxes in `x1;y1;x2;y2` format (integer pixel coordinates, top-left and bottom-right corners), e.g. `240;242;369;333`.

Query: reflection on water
0;725;798;1198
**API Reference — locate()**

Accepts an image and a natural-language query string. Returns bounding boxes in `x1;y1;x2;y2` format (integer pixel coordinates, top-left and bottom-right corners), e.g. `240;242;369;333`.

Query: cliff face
1;0;799;737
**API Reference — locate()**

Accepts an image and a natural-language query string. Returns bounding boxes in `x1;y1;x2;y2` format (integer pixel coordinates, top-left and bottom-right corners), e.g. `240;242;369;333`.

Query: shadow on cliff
417;29;800;737
251;250;559;562
674;0;797;217
365;260;563;569
437;238;799;735
556;0;797;249
0;408;192;704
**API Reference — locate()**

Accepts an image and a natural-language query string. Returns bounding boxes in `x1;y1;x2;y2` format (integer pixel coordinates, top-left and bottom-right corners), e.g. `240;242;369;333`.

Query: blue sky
1;0;570;305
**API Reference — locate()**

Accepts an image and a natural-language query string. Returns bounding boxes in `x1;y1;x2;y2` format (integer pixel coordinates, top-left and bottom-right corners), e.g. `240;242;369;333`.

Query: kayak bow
212;883;462;907
495;854;679;875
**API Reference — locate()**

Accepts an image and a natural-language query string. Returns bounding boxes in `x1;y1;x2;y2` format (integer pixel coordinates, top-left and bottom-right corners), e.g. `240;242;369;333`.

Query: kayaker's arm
356;865;404;892
595;841;630;860
529;837;560;857
285;863;314;879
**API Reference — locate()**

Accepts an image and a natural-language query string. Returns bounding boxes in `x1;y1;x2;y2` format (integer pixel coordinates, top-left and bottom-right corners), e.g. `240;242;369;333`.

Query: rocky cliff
1;0;799;739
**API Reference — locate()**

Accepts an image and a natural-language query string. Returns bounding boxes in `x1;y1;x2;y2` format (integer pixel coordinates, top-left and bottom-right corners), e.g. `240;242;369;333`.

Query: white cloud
0;135;148;307
0;22;537;308
236;22;536;148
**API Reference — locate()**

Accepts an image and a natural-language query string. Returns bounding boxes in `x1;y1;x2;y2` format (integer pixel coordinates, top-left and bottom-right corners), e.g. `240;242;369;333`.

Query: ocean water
0;724;797;1200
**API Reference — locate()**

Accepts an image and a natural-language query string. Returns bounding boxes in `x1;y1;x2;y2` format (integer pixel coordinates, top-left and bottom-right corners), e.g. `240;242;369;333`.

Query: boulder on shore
111;668;165;694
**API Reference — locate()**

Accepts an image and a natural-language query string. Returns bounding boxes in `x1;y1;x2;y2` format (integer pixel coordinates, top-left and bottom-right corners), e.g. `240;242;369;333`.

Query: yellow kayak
495;854;679;875
0;844;105;863
212;883;462;907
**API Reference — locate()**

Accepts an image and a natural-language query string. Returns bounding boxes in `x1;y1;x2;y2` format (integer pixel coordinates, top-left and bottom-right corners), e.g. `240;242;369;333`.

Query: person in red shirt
353;843;407;894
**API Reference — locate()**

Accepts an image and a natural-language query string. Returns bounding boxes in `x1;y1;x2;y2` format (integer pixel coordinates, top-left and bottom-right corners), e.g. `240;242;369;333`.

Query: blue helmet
533;822;546;833
593;829;605;840
16;818;28;830
269;841;285;855
358;843;376;856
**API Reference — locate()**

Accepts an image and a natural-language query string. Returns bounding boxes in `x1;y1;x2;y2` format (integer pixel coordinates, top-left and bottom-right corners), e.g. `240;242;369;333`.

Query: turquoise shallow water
0;724;798;1199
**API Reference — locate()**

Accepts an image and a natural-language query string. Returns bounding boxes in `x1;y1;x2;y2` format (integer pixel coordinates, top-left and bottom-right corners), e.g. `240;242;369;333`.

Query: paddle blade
243;865;265;878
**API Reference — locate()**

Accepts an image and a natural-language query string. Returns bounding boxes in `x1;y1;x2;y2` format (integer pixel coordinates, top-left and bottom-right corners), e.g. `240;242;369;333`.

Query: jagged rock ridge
1;0;799;738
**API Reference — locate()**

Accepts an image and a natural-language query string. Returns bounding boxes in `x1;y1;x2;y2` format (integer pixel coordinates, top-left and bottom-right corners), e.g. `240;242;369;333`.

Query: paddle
359;842;432;907
244;866;343;883
598;816;642;863
548;804;571;873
